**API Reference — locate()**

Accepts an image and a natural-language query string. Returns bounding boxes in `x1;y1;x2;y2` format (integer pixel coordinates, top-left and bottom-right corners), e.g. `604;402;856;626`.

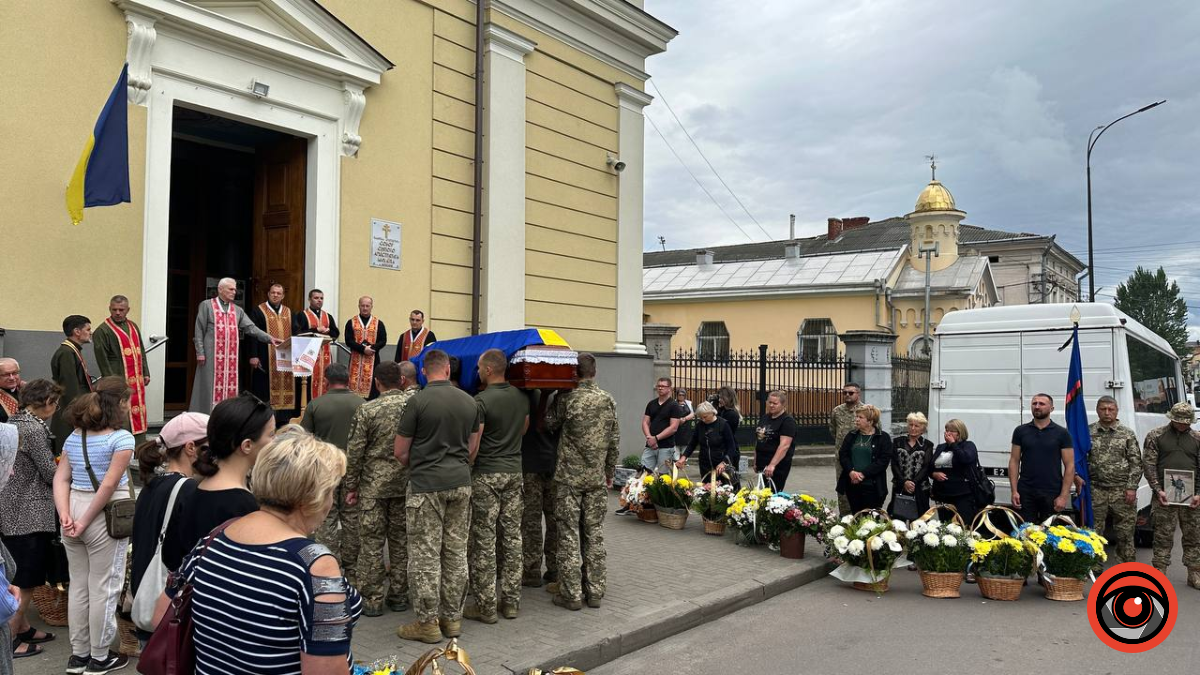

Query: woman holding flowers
889;412;934;519
676;402;736;484
836;405;892;513
926;418;981;526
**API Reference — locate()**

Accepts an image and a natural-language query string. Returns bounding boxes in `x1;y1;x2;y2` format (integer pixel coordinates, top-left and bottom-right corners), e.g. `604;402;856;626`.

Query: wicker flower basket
117;614;140;656
852;576;890;593
656;506;689;530
32;583;69;627
919;571;964;598
636;506;658;523
977;574;1024;601
702;518;726;536
1041;574;1085;602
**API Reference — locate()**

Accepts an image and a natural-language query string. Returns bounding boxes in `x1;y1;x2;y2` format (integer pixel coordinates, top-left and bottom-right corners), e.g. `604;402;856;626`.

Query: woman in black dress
889;411;934;519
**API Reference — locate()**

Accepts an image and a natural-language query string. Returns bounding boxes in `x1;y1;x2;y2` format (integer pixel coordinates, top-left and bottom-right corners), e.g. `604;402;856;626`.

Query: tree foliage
1113;266;1189;356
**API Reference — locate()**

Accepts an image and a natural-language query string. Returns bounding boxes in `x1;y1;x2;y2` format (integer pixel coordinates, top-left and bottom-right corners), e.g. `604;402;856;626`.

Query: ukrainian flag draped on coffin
65;64;131;225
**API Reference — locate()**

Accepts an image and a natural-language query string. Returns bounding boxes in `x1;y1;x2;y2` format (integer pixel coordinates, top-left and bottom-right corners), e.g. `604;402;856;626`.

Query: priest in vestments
190;277;279;414
397;308;437;362
344;295;387;400
0;358;22;424
92;295;150;444
293;288;339;402
247;283;296;423
51;315;96;452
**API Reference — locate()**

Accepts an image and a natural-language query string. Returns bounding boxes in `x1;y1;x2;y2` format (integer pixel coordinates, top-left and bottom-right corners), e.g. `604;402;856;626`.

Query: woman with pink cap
128;412;207;643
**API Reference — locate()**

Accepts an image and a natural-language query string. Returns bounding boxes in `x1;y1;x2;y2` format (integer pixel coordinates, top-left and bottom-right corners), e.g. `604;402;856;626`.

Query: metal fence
671;346;852;445
892;355;932;419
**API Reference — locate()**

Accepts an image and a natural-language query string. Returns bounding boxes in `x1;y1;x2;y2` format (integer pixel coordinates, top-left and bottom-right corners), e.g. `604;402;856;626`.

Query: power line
646;114;756;243
647;80;774;241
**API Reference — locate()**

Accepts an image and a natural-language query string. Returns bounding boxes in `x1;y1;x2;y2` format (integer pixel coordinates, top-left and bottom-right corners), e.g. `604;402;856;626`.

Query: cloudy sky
640;0;1200;331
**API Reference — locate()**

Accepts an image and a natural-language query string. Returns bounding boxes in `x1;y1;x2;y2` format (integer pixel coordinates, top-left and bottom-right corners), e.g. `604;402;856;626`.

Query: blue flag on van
1066;324;1093;527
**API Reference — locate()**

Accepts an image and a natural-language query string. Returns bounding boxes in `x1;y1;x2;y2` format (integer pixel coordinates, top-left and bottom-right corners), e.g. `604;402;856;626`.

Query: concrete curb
502;557;834;674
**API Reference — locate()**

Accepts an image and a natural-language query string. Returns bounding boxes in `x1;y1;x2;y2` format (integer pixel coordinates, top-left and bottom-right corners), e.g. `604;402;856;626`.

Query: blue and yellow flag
66;64;131;225
409;328;570;393
1066;324;1094;527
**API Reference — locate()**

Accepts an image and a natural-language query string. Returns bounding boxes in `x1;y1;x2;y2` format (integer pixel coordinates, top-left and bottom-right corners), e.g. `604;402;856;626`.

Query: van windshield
1128;335;1180;414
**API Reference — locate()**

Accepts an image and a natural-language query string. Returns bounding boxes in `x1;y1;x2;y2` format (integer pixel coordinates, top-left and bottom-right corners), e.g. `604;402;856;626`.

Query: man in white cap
1143;402;1200;588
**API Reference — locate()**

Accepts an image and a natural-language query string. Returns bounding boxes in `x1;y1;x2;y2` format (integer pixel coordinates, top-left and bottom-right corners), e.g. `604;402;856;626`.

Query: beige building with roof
643;178;1005;358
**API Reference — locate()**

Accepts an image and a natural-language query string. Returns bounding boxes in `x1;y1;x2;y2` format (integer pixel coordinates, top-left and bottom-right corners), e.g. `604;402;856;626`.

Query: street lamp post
1086;99;1166;302
918;242;940;357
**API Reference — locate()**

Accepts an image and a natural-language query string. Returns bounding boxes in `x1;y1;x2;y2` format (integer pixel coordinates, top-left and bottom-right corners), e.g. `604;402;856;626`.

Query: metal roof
643;248;905;299
892;256;990;295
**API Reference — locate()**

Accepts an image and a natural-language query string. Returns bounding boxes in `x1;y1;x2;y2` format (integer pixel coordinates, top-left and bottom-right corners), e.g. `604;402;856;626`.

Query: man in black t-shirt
1008;393;1075;524
640;377;684;471
755;390;798;491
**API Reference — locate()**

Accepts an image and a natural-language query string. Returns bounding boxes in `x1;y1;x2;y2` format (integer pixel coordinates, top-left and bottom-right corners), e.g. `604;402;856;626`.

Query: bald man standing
345;295;388;400
190;277;280;413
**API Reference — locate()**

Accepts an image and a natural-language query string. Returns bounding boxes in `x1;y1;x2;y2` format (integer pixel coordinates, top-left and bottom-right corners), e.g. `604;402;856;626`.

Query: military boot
544;582;560;595
552;594;582;611
362;602;385;618
438;617;462;638
521;573;543;588
499;601;519;619
397;619;442;644
386;597;410;612
543;570;558;583
1188;567;1200;589
586;596;602;609
463;604;498;624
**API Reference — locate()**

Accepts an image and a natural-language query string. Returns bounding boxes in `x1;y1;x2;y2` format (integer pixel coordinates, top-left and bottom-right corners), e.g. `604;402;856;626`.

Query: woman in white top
52;376;135;675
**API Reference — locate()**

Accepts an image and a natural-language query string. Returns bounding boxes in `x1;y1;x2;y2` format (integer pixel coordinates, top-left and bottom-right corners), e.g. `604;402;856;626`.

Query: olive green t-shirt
397;380;480;493
473;382;528;474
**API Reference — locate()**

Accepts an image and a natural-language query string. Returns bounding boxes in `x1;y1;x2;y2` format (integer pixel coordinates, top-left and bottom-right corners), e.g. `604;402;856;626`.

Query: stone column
839;330;897;431
613;83;654;355
642;323;678;382
481;24;535;332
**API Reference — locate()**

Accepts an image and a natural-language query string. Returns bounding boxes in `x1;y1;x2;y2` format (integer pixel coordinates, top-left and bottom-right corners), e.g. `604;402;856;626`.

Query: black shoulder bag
80;430;137;539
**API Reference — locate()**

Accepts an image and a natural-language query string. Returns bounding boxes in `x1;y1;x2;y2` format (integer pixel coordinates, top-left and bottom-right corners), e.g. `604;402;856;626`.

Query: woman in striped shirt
157;429;362;674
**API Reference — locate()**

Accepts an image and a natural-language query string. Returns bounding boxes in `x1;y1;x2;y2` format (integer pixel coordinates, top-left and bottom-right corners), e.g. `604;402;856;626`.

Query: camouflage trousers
406;484;471;622
1152;503;1200;570
522;472;558;578
357;495;408;607
1092;486;1137;565
468;472;523;612
315;482;361;584
555;485;606;603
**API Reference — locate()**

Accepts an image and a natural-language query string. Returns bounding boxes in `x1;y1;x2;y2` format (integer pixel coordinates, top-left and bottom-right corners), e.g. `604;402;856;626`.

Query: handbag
80;431;137;539
137;518;236;675
132;477;188;631
892;492;920;520
968;461;996;507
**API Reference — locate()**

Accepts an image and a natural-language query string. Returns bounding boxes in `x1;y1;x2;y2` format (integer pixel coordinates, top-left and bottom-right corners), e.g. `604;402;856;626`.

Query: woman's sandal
12;639;44;659
16;627;55;644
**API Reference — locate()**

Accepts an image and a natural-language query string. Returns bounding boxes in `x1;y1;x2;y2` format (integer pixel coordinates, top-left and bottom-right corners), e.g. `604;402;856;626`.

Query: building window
988;255;1000;263
798;319;838;360
696;321;730;361
909;334;933;358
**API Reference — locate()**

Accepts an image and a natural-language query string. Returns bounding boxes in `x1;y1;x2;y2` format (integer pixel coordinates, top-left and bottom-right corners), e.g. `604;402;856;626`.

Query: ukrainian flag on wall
65;65;131;225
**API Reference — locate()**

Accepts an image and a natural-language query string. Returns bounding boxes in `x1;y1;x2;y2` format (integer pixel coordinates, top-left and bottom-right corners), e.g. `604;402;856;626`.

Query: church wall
0;1;145;332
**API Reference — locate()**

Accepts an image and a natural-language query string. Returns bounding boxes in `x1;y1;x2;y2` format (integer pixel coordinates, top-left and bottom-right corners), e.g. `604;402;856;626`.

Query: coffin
506;345;579;390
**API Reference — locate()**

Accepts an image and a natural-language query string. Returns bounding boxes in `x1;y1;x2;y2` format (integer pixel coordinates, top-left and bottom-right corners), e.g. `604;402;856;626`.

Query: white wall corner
341;84;366;157
123;11;157;106
615;82;654;111
613;81;650;355
484;23;537;62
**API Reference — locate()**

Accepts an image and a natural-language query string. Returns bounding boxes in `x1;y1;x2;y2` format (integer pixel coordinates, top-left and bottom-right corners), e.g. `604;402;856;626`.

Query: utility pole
657;235;666;251
918;242;940;357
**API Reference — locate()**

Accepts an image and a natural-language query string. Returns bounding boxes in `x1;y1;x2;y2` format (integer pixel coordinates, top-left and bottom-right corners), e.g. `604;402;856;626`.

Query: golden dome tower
905;157;964;272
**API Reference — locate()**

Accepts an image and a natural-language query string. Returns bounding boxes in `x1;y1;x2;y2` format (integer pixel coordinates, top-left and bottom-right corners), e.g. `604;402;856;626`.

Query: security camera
607;155;626;172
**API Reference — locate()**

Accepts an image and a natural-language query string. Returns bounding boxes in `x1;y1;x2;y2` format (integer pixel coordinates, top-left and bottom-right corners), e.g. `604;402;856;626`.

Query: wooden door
251;137;307;312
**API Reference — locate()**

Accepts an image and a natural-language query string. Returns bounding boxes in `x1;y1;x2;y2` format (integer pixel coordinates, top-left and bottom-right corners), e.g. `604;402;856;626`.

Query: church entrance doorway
164;106;307;412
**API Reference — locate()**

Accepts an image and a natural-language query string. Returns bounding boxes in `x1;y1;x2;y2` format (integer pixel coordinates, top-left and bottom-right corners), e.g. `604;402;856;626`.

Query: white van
929;303;1185;539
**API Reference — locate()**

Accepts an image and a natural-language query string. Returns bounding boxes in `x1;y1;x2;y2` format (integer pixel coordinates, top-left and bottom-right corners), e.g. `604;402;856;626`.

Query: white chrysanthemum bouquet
825;510;909;586
905;518;973;573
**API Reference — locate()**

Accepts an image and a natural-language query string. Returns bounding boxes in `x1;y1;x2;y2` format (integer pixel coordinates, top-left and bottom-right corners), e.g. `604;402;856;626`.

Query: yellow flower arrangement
1018;522;1107;579
677;478;693;490
971;536;1035;578
642;475;654;485
1057;539;1077;553
799;494;817;504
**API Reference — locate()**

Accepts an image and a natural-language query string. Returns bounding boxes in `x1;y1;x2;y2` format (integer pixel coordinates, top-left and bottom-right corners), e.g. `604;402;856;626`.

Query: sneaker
66;655;91;675
462;604;498;624
552;594;582;611
83;651;129;675
397;619;442;644
615;505;632;516
386;597;410;612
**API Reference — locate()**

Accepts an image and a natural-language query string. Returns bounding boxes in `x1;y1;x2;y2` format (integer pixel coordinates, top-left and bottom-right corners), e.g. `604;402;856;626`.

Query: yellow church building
0;0;675;427
643;178;1006;359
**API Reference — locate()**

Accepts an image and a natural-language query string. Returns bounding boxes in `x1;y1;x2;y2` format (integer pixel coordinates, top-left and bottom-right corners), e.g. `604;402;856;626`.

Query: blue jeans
641;446;677;472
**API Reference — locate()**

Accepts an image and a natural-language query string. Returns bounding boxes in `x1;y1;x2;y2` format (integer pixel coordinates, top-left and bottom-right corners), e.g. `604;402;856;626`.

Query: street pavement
15;464;842;675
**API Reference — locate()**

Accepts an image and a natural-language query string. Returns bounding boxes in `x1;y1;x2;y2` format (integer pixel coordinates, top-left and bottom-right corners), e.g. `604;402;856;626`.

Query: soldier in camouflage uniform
1142;402;1200;589
396;349;481;643
1085;396;1142;568
829;382;863;515
521;389;559;587
463;349;528;623
544;353;619;611
344;361;419;616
